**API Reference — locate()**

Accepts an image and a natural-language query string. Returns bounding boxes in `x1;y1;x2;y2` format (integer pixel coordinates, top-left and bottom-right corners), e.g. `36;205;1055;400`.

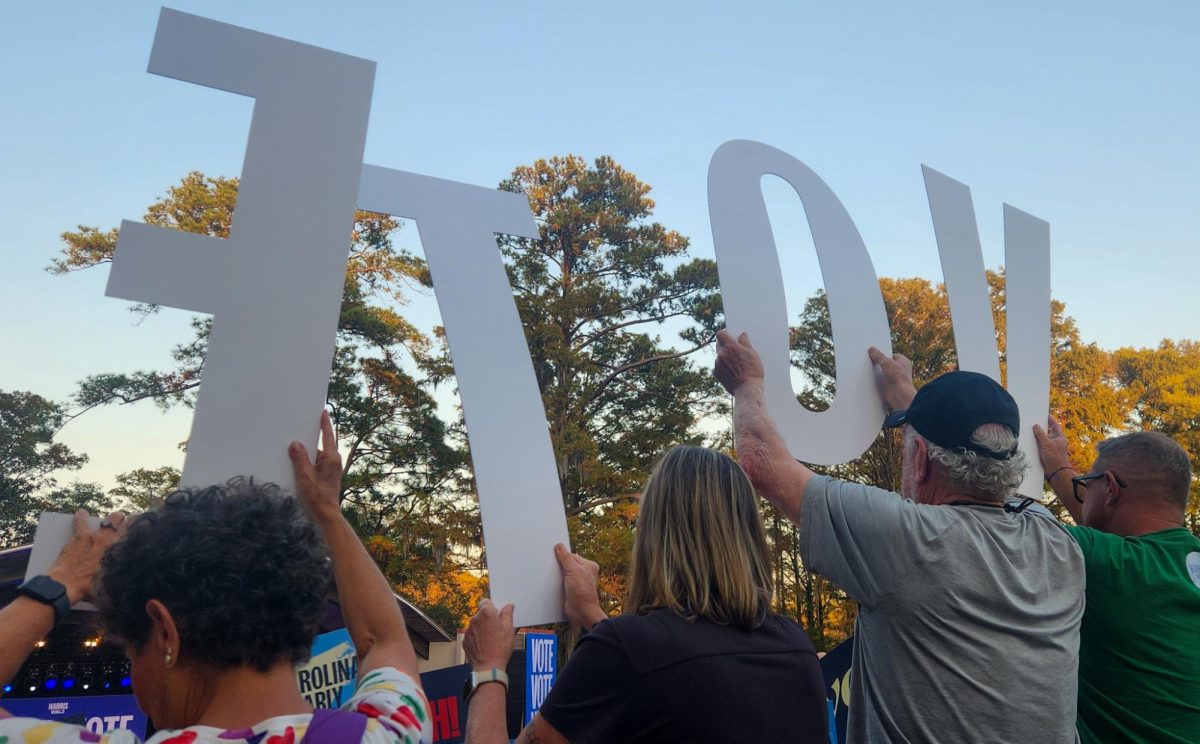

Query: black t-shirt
537;609;828;743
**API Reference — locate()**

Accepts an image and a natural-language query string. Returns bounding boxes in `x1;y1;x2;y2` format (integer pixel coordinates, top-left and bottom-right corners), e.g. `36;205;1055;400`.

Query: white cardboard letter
357;165;569;626
923;167;1051;496
25;512;102;610
106;9;375;489
708;140;893;464
1003;205;1051;495
922;167;1002;380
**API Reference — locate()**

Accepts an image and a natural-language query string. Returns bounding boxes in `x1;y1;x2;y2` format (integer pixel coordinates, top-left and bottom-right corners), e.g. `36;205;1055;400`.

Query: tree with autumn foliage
43;166;1200;644
50;172;477;626
1111;340;1200;534
365;534;487;633
496;155;724;613
791;272;1126;493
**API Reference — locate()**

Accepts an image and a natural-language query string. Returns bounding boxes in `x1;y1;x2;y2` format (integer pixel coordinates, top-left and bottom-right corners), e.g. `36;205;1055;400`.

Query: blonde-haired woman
462;446;829;744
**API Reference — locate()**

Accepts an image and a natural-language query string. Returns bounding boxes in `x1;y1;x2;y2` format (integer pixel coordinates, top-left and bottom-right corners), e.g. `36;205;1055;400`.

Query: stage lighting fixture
56;664;75;691
43;666;59;691
3;684;12;693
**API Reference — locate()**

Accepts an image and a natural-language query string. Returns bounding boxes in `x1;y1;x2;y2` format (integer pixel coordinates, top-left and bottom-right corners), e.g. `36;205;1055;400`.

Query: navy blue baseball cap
883;370;1020;460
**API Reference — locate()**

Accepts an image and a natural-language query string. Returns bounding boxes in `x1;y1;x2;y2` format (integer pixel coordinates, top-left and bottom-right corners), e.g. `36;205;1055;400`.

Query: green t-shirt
1066;525;1200;743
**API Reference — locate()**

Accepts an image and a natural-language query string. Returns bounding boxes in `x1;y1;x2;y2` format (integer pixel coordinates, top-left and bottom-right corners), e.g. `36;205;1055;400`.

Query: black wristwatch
16;575;71;624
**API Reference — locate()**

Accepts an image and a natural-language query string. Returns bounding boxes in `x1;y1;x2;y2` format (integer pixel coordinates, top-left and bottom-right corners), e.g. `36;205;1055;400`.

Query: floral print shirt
0;667;430;744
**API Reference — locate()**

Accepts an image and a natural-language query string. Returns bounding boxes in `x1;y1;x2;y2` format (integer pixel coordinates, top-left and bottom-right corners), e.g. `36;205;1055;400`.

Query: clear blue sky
2;1;1198;488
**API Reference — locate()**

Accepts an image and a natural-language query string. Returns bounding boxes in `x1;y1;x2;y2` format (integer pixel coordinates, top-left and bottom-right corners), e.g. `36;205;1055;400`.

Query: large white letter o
708;140;892;465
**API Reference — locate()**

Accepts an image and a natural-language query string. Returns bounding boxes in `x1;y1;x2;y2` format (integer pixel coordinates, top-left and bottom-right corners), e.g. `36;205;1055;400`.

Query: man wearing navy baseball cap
715;330;1084;744
883;369;1021;459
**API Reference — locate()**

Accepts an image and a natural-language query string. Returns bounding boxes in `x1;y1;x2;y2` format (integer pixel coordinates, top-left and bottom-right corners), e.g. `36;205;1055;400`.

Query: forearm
890;387;916;411
564;605;607;636
733;381;812;522
464;683;509;744
316;511;418;679
578;606;606;632
0;597;56;687
1046;466;1083;523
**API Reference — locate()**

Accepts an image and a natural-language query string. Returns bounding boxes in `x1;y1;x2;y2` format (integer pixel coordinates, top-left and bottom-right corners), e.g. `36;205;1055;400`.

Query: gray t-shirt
800;475;1085;744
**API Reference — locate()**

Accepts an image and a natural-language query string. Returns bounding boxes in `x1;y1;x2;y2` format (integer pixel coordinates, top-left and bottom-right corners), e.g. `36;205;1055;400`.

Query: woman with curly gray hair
0;412;431;743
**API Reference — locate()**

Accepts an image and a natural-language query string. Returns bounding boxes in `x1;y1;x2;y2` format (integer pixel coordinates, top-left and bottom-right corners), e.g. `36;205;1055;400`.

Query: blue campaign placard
820;636;855;744
1;694;148;738
297;627;359;709
523;632;557;725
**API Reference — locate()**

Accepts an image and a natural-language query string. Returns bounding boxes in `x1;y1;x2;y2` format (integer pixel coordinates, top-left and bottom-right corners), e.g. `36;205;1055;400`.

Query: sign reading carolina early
297;629;358;709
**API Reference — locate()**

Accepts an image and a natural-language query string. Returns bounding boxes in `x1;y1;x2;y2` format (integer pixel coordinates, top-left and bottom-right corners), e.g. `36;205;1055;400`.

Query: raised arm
463;547;584;744
0;510;124;711
1033;416;1083;524
288;411;419;681
462;599;517;744
714;330;813;523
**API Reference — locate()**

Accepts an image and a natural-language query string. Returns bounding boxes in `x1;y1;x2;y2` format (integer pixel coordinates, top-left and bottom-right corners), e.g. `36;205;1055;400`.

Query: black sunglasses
1070;471;1127;504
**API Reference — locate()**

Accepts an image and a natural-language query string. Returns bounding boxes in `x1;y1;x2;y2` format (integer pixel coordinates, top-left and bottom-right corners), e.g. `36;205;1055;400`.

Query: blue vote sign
1;694;148;738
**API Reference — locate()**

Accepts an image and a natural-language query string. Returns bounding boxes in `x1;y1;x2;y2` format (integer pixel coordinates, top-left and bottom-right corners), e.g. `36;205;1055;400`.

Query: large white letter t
106;9;375;489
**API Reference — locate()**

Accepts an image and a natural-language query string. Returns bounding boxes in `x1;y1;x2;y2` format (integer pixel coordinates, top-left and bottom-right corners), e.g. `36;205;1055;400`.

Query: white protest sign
100;10;1056;625
106;8;375;490
923;167;1051;496
708;140;893;464
357;166;569;627
709;142;1052;481
922;166;1002;381
1000;206;1051;494
25;512;103;611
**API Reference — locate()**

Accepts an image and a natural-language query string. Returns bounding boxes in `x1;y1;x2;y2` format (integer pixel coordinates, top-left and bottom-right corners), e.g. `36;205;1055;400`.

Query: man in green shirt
1035;422;1200;743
